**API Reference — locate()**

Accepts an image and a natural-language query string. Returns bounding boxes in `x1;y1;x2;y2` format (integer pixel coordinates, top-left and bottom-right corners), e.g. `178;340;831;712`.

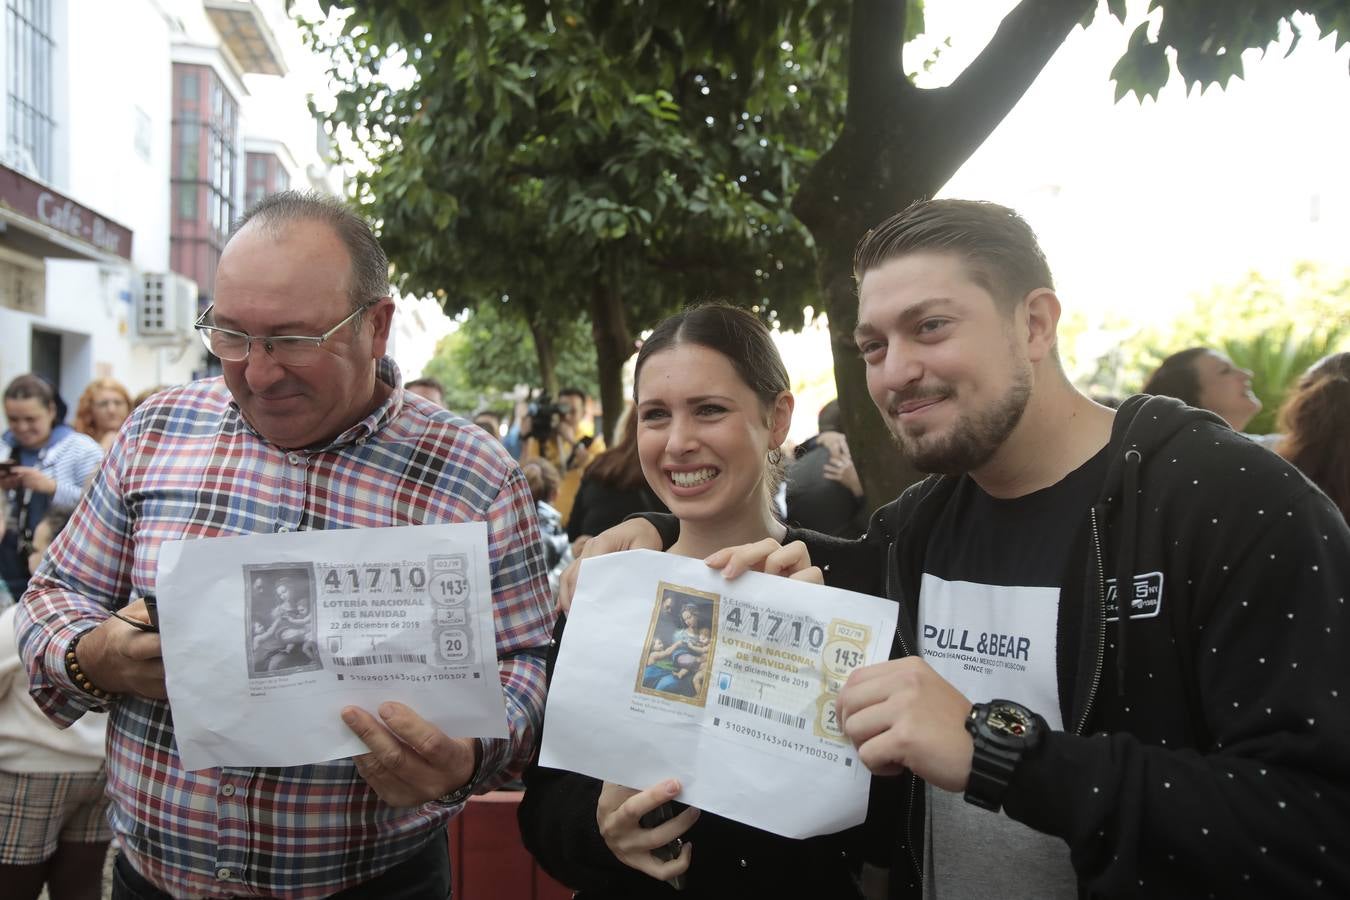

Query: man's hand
597;779;700;881
343;701;477;807
556;518;664;614
836;657;974;791
75;598;165;699
703;539;822;584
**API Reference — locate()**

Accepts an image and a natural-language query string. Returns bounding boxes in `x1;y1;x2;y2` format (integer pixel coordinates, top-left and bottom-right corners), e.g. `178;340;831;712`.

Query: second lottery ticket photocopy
541;550;898;839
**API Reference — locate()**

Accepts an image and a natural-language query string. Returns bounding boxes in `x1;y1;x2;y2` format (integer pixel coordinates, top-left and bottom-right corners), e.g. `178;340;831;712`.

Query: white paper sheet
156;524;508;771
540;549;899;839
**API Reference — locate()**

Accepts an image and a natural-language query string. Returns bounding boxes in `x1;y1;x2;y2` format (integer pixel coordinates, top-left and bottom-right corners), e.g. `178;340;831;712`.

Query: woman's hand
4;465;56;495
597;779;700;881
704;539;823;584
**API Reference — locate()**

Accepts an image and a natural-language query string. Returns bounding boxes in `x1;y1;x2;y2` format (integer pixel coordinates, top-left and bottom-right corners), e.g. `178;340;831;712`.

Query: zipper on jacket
1075;508;1108;735
887;540;922;888
887;541;912;657
903;771;922;889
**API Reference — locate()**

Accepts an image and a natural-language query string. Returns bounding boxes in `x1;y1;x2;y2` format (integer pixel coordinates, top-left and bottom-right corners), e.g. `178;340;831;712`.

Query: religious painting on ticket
244;562;322;678
635;582;720;707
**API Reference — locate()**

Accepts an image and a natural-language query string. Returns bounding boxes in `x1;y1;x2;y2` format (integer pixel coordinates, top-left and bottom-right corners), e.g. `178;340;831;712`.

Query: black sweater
802;394;1350;898
517;529;873;898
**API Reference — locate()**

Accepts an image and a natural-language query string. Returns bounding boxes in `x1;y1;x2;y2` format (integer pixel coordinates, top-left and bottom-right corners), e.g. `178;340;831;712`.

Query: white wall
36;259;200;402
65;0;173;272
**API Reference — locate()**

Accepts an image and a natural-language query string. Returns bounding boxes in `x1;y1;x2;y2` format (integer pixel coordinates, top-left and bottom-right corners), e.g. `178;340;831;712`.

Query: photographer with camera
521;387;605;522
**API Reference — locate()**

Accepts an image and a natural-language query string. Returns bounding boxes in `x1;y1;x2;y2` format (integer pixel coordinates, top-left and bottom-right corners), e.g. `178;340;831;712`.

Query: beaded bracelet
65;632;115;704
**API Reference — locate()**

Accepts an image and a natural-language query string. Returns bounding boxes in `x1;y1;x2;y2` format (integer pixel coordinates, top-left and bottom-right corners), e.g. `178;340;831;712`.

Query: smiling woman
519;305;882;898
1;374;103;598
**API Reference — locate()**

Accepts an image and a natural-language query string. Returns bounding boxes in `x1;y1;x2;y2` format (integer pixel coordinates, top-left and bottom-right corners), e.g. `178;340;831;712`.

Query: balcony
204;0;287;76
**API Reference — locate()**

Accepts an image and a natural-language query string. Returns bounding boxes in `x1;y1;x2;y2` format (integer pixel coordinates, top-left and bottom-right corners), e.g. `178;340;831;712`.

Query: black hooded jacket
800;393;1350;898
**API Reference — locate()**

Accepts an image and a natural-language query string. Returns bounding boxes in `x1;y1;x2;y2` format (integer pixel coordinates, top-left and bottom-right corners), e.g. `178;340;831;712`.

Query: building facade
0;0;337;406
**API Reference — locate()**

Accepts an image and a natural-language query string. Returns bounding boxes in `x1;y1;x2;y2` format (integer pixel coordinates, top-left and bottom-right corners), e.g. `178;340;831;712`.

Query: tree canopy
303;0;852;438
306;0;1350;499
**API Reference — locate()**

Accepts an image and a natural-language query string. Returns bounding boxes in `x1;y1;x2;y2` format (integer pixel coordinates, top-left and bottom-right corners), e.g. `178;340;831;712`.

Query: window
6;0;56;181
170;63;238;296
245;152;290;210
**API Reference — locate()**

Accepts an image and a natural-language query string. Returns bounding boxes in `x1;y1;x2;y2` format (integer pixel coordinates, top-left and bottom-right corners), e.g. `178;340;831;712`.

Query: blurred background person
521;457;572;597
130;385;168;410
405;376;446;408
473;409;504;442
522;387;606;522
72;377;133;453
0;504;111;900
566;405;667;556
784;399;869;539
1276;352;1350;521
1;376;102;600
1142;347;1264;432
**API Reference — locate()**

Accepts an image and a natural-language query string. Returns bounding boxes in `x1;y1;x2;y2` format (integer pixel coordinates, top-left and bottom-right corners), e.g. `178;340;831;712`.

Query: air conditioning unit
138;272;200;340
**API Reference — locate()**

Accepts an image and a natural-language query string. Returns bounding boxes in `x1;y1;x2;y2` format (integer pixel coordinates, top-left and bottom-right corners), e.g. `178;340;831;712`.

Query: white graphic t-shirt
918;447;1108;900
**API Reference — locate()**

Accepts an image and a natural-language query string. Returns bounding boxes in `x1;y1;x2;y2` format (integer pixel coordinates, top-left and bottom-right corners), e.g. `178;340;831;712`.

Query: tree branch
842;0;912;128
929;0;1093;181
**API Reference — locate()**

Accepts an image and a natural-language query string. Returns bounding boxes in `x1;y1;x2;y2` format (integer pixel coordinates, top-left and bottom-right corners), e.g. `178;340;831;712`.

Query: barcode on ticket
332;653;428;666
716;694;806;730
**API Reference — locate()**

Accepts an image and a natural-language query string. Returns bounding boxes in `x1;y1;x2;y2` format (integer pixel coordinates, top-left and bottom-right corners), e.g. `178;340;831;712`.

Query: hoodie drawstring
1115;448;1142;695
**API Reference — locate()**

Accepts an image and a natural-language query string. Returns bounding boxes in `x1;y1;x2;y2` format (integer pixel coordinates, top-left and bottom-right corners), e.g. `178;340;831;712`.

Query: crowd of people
1;190;1346;899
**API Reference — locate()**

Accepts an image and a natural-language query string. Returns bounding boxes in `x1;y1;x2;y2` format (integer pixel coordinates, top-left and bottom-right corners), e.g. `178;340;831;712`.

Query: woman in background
522;457;574;596
1142;347;1263;431
1;375;102;599
72;377;133;452
1276;352;1349;521
566;405;667;556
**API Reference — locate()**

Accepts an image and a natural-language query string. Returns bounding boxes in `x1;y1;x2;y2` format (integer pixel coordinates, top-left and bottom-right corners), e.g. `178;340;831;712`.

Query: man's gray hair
231;191;390;314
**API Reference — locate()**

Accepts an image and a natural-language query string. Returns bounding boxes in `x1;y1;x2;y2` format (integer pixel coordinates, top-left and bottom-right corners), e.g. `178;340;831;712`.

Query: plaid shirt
16;358;554;899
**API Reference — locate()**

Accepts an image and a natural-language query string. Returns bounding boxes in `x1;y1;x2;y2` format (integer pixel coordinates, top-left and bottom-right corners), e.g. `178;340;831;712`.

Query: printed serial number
717;719;841;763
339;671;466;683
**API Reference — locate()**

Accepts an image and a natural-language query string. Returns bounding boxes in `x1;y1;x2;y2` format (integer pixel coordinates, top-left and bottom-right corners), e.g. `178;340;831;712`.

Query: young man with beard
564;200;1350;897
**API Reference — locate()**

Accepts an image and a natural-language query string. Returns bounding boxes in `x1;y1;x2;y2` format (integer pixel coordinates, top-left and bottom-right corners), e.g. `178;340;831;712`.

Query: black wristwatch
963;699;1046;812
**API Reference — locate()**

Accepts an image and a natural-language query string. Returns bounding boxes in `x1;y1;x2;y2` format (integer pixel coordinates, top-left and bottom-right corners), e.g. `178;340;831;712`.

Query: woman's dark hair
583;404;646;492
4;373;57;410
633;303;789;414
1277;352;1350;521
1141;347;1211;407
633;304;791;498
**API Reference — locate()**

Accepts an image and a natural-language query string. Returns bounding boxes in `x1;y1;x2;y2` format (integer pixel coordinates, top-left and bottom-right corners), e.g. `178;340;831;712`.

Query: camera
528;393;568;443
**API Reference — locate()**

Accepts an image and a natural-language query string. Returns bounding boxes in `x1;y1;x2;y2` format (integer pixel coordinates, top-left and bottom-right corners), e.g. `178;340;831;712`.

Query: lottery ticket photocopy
156;524;508;771
540;550;899;838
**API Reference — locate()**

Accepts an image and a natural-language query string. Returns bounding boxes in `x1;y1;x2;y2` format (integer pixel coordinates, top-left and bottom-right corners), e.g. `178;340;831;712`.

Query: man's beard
889;362;1032;475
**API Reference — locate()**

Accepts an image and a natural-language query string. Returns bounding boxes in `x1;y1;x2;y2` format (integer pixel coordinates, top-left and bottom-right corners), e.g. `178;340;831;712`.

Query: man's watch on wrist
963;699;1046;812
434;738;484;806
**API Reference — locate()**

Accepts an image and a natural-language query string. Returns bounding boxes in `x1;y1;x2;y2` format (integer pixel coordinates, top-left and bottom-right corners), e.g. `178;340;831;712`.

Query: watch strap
434;738;484;806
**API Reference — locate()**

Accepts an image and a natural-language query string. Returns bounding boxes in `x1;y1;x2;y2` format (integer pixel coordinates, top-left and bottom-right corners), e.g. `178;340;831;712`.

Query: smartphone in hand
639;801;689;890
142;596;159;630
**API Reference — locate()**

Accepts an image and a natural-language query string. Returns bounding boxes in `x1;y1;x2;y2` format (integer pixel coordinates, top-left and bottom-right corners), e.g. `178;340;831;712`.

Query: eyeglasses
194;300;381;367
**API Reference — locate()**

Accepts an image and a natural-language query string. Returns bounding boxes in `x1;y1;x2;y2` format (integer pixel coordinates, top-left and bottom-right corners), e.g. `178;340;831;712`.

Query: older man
18;192;554;899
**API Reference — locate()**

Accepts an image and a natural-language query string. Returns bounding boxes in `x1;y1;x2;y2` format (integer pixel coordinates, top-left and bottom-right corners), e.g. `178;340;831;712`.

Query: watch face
987;704;1033;738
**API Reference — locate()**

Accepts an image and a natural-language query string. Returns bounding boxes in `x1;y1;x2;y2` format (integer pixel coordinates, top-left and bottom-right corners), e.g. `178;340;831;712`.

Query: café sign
0;163;133;260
